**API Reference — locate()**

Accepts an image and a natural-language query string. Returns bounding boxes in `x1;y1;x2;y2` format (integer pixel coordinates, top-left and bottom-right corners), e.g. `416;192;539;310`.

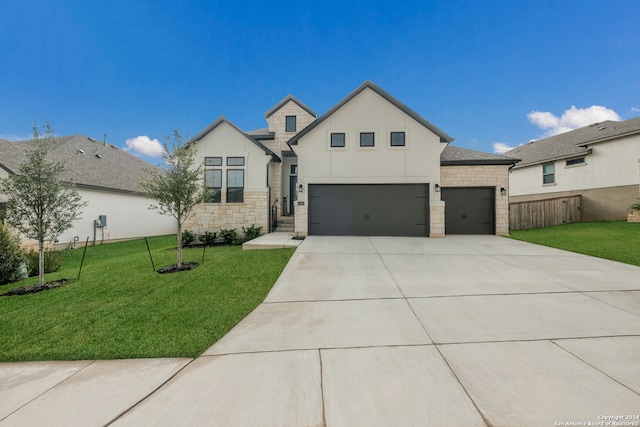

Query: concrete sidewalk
1;236;639;426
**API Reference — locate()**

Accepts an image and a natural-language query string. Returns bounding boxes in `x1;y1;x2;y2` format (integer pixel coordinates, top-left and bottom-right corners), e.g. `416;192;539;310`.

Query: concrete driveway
2;236;639;426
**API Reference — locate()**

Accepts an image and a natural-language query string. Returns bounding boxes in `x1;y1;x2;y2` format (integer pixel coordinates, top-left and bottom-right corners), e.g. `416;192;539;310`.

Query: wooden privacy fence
509;195;581;231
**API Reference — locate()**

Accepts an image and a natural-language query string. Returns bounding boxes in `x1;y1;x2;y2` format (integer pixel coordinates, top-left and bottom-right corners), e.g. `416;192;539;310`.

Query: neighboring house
505;117;640;221
0;135;175;248
185;80;518;237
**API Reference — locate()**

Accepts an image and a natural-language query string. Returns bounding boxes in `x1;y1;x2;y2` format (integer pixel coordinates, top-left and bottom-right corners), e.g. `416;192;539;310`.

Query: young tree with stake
140;131;203;269
0;123;85;286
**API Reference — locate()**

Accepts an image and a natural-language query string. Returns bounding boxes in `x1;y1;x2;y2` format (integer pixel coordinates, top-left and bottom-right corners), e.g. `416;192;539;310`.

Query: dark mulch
157;262;199;274
1;279;71;297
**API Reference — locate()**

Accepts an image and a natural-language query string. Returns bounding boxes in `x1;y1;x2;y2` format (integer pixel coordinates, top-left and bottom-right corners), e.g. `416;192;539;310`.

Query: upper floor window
543;163;555;184
566;157;585;166
390;131;406;147
286;116;296;132
227;157;245;166
360;132;375;147
330;133;345;148
205;157;222;166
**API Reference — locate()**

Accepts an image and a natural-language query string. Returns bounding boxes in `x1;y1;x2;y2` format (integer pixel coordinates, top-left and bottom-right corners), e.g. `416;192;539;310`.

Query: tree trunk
39;240;45;287
176;223;183;268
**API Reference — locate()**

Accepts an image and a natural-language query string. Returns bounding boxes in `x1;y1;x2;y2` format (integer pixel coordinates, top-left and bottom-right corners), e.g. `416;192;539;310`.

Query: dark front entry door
308;184;429;236
441;187;495;234
289;175;297;215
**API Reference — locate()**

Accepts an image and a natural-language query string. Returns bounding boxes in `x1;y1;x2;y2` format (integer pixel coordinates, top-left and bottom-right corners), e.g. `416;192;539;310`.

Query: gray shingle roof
440;145;519;166
0;135;158;194
188;116;281;162
506;117;640;169
288;80;454;146
264;94;317;119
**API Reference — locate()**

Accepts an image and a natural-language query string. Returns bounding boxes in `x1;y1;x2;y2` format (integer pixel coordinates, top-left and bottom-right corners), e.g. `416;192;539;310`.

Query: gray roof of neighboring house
289;80;454;145
264;94;317;119
189;116;281;162
0;135;159;194
505;117;640;169
440;145;519;166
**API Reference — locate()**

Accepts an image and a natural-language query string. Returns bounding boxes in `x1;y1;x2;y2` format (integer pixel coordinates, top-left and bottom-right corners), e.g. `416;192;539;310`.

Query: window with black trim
227;157;245;166
330;133;345;148
390;132;405;147
286;116;296;132
205;157;222;166
291;165;298;174
566;157;585;166
543;163;555;184
227;169;244;203
360;132;375;147
204;169;222;203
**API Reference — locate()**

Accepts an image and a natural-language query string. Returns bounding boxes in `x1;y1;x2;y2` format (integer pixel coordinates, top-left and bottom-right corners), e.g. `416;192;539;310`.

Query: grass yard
509;221;640;267
0;235;295;362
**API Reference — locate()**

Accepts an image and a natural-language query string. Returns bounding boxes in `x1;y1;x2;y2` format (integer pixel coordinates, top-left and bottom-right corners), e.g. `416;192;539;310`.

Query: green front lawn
508;221;640;266
0;235;295;362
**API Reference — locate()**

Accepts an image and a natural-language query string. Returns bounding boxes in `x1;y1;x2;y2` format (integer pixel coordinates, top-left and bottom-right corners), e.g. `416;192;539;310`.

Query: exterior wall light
298;184;303;193
434;184;441;192
500;187;507;196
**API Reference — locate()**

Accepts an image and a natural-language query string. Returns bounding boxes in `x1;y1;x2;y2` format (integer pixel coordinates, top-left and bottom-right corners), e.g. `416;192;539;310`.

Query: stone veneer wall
265;101;316;215
430;204;445;237
184;192;269;234
440;165;510;235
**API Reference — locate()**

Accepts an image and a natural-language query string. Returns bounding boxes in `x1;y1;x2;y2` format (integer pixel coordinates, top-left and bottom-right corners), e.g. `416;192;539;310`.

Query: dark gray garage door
308;184;429;236
441;187;495;234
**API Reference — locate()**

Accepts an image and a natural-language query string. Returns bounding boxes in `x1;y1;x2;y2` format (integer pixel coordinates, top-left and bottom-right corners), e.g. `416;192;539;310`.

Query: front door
289;175;298;216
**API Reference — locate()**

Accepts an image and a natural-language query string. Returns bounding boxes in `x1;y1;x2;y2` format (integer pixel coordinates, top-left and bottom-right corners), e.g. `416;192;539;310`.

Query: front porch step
275;216;294;232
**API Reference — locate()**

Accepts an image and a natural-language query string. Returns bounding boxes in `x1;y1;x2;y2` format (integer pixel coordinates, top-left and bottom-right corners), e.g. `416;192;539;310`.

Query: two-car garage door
308;184;429;237
307;184;496;236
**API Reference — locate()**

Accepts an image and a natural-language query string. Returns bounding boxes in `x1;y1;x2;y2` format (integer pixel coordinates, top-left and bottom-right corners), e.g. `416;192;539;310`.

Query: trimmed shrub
181;229;197;246
218;228;238;245
25;249;64;277
242;224;262;240
200;231;217;246
0;222;26;285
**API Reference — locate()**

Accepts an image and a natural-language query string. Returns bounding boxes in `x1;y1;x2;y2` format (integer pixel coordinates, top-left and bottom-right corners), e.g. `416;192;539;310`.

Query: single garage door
441;187;495;234
308;184;429;237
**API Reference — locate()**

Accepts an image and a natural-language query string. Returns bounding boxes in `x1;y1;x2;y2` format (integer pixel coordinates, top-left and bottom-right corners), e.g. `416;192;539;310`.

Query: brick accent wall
184;191;269;234
441;165;510;235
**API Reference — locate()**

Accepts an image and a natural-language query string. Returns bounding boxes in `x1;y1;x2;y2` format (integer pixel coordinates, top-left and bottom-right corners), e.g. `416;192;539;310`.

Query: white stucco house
0;135;175;248
185;81;517;237
505;117;640;221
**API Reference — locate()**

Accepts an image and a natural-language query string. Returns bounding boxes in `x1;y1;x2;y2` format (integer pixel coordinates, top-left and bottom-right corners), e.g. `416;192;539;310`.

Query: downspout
266;162;272;233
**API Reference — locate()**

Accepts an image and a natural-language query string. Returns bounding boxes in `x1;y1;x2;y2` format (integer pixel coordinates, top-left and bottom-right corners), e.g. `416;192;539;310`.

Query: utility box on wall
98;215;107;227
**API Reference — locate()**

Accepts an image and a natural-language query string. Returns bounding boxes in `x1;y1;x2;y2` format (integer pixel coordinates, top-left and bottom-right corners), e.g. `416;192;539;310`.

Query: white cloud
527;105;621;137
630;107;640;114
493;142;518;154
124;135;165;157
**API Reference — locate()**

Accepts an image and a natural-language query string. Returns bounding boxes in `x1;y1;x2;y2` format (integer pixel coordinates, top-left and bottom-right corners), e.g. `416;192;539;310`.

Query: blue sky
1;0;639;163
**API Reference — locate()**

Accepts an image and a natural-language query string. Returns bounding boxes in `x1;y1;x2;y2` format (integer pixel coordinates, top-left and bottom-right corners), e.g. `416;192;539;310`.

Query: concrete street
1;235;639;426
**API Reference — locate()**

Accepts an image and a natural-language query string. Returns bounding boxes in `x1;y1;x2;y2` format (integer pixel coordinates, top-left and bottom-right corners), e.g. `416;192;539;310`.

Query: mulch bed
1;279;71;297
157;262;199;274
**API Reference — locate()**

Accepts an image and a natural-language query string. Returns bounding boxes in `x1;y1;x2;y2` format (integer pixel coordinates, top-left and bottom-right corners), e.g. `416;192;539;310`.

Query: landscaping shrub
25;249;64;277
242;224;263;240
0;222;26;285
200;230;217;246
181;229;197;246
218;228;238;245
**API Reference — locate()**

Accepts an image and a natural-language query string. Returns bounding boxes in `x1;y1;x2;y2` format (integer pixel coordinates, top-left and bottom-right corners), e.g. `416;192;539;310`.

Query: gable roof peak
289;80;454;145
188;116;281;162
264;94;317;119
